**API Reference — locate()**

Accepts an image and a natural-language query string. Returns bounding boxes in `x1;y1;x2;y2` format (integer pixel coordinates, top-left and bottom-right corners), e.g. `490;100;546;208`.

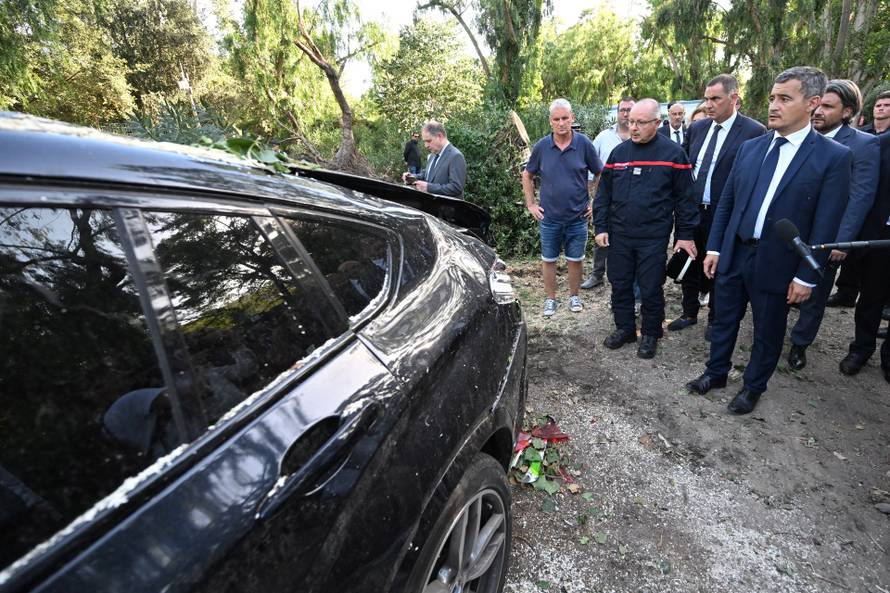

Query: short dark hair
706;74;739;95
618;96;636;107
774;66;827;100
824;79;863;123
877;90;890;102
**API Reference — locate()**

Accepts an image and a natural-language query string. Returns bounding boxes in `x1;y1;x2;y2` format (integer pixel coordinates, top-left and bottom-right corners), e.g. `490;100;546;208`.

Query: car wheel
409;454;511;593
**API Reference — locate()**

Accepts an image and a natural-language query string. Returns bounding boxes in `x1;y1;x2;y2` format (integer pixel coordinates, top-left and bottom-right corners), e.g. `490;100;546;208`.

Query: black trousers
850;227;890;367
607;234;668;337
834;252;863;299
679;204;715;321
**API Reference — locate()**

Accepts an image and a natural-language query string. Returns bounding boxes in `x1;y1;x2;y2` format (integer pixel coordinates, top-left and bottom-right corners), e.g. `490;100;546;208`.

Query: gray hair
423;120;447;137
706;74;739;95
825;79;863;123
775;66;827;100
549;98;572;115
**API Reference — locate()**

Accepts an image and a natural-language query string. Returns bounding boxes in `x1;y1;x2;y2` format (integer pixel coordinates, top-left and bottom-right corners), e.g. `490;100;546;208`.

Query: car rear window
284;218;389;318
143;212;342;425
0;207;179;572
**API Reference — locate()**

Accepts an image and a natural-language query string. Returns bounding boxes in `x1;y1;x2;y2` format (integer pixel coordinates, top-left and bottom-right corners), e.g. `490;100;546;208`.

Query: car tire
406;453;512;593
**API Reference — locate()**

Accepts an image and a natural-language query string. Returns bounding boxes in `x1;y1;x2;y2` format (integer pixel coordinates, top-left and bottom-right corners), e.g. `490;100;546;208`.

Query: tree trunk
831;0;852;76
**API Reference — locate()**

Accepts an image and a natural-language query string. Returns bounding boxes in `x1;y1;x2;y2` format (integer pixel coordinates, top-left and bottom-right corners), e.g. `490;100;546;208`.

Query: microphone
774;219;823;277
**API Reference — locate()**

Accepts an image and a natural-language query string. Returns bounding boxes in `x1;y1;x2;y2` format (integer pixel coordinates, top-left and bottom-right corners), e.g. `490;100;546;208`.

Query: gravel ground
503;258;890;593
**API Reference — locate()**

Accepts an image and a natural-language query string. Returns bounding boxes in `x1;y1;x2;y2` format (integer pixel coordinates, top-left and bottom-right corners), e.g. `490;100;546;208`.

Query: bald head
629;99;661;143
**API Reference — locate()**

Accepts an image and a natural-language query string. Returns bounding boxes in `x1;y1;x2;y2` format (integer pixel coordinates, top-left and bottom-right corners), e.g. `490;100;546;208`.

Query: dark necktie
674;130;681;143
738;137;789;240
692;123;722;203
428;152;440;177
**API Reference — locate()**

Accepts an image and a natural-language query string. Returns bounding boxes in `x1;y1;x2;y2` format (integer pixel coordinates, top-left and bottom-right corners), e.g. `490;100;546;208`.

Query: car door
0;190;405;593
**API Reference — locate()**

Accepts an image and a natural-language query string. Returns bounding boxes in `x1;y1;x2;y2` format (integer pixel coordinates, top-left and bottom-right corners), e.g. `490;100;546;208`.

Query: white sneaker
543;298;557;317
699;292;710;306
569;295;583;312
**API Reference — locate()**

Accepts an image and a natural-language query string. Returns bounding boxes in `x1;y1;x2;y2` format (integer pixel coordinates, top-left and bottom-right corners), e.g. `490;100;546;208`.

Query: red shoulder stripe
605;161;693;169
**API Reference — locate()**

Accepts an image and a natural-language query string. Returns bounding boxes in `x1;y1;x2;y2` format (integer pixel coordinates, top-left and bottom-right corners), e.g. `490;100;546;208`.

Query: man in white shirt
658;101;687;146
685;66;852;415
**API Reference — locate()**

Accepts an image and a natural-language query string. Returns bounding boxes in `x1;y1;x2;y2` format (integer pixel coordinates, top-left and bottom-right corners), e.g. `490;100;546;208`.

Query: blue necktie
738;137;789;240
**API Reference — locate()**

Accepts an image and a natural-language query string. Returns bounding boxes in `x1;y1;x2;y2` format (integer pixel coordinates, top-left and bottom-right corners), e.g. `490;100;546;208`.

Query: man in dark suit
839;131;890;381
658;101;688;146
402;120;467;198
667;74;766;338
685;66;852;415
787;80;880;370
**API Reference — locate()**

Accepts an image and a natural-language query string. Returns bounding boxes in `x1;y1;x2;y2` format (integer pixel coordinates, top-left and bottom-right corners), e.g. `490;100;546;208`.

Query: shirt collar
713;110;737;132
435;141;451;155
824;124;842;138
775;123;811;147
548;132;577;149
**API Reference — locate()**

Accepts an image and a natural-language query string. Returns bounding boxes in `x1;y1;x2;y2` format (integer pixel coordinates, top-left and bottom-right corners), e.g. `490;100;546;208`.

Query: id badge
633;167;642;175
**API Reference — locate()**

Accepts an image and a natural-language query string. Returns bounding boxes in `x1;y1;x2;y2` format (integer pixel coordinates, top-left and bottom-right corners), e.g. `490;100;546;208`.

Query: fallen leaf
833;451;847;461
577;513;588;525
536;580;550;590
540;498;557;513
579;536;589;545
532;475;561;495
633;495;645;506
855;424;865;430
594;531;608;545
638;434;654;449
619;544;629;555
581;492;594;502
566;483;581;494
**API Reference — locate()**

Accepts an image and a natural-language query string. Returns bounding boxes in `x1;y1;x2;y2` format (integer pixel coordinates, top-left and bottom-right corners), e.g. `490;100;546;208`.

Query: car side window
143;212;342;425
284;218;390;318
0;207;176;572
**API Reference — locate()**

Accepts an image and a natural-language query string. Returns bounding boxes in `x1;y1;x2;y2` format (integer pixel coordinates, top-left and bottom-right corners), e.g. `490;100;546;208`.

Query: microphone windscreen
774;218;800;243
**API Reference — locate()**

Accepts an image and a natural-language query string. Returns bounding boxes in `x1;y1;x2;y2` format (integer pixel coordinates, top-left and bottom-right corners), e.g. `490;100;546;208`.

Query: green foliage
476;0;549;106
96;0;212;107
0;0;56;109
372;18;484;133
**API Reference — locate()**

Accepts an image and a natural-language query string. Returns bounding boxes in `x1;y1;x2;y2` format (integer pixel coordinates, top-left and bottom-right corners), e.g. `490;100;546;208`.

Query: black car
0;113;526;593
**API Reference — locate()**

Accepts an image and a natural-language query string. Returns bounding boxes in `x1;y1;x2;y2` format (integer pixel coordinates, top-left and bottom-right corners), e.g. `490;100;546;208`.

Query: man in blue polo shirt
522;98;604;317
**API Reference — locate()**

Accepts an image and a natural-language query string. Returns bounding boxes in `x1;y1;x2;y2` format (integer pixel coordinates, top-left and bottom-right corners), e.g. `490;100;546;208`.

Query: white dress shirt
667;124;684;145
694;110;738;204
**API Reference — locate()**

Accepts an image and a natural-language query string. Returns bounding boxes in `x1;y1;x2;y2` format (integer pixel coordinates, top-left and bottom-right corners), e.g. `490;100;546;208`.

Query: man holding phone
401;121;467;198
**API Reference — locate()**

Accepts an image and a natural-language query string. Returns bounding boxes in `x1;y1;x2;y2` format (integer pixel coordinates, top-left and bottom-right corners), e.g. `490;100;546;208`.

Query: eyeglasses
617;108;632;113
628;118;659;127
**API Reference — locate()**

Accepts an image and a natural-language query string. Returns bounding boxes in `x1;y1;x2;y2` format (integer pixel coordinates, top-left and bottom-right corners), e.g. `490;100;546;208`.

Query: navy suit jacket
828;124;879;242
707;129;852;292
684;113;766;208
858;132;890;241
658;124;686;145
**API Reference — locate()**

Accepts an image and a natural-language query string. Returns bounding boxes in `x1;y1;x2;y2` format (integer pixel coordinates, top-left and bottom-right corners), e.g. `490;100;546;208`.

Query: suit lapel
714;116;743;169
833;124;852;145
736;134;773;211
770;130;817;203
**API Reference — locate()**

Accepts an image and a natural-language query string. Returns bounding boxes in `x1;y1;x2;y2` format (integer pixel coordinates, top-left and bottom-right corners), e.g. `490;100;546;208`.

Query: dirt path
504;259;890;593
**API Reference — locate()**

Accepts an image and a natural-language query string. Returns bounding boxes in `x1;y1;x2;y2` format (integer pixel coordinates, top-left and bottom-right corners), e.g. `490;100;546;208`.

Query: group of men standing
522;66;890;415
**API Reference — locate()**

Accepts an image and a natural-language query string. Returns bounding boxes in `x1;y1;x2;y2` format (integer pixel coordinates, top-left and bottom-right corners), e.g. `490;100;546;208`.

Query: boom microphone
774;219;823;277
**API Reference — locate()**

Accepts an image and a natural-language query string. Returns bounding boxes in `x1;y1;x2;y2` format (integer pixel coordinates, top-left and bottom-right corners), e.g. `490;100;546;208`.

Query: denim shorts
540;218;588;262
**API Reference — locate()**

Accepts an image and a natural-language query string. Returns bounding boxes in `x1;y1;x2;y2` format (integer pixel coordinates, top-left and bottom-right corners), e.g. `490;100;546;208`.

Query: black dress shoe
667;316;697;331
788;344;807;371
637;335;658;359
826;292;856;308
685;373;727;395
704;322;713;342
604;328;636;349
839;353;867;376
727;388;763;415
581;274;604;289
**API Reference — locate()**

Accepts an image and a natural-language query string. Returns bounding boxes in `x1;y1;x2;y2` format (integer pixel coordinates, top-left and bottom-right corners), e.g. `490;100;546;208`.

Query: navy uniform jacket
683;113;766;208
828;124;879;242
594;133;698;240
707;129;852;291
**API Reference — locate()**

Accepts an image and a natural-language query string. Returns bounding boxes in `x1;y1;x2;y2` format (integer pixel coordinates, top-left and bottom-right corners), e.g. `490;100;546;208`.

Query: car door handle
256;402;381;520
